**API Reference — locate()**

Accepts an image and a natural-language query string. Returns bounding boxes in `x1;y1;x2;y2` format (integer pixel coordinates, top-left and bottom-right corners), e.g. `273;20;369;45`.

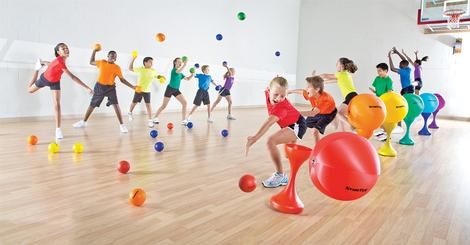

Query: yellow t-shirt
134;67;158;92
335;71;357;98
95;60;123;86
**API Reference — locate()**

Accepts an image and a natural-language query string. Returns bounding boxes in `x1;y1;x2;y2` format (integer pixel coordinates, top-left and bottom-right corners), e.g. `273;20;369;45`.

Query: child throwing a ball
246;76;306;188
186;65;218;123
211;62;236;120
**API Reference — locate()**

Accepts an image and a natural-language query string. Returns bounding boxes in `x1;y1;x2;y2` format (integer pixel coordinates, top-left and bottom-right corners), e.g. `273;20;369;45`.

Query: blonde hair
201;65;209;72
269;76;288;88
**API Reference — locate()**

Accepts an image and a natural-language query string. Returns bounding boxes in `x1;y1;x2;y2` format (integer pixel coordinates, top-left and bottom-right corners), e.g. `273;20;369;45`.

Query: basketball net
443;9;465;29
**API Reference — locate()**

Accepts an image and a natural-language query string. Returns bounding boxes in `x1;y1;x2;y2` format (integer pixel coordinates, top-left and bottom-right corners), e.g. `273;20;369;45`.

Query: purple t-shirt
223;76;234;90
414;64;422;80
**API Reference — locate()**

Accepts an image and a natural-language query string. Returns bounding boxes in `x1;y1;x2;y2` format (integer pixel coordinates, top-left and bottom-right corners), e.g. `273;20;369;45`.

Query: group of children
27;43;237;140
246;48;428;188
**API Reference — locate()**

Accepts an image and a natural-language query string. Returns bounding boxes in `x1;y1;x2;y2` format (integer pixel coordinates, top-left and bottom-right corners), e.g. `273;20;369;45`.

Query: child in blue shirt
186;65;217;123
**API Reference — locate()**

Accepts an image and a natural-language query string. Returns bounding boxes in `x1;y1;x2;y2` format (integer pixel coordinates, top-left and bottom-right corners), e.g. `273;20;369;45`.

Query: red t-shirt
43;56;67;83
303;90;336;114
265;90;300;128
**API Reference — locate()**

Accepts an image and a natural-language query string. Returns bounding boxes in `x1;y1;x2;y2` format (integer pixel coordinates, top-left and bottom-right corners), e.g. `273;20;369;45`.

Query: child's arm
64;69;93;94
414;50;419;61
369;87;376;93
89;48;99;66
223;63;233;76
300;107;320;117
388;51;399;73
184;71;195;81
319;73;337;83
176;59;187;73
393;47;407;61
211;80;218;86
246;115;279;156
129;57;135;72
119;77;136;90
288;89;304;95
402;49;415;65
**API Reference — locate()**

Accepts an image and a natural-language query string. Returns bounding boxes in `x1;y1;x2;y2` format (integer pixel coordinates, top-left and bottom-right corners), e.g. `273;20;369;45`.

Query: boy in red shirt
246;77;306;188
289;76;337;144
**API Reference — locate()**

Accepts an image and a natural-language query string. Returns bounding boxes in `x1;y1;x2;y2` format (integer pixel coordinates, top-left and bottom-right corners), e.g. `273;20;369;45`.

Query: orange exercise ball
129;188;146;206
347;94;386;138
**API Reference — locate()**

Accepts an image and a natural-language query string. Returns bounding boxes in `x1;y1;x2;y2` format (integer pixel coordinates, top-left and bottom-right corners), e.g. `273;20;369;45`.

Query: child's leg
129;102;138;114
210;95;223;112
154;97;171;118
52;90;61;128
312;128;321;145
207;104;211;118
144;103;152;120
337;104;350;131
175;94;188;121
83;106;96;122
267;128;298;173
187;105;198;119
112;104;124;124
27;71;41;93
225;95;233;115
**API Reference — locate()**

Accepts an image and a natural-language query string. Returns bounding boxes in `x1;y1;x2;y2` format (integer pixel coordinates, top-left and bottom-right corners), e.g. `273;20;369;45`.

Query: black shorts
90;83;118;108
219;88;231;97
164;86;182;98
342;92;358;105
306;108;337;134
193;89;210;106
133;92;151;103
400;85;414;95
35;74;60;90
415;78;423;90
288;115;307;140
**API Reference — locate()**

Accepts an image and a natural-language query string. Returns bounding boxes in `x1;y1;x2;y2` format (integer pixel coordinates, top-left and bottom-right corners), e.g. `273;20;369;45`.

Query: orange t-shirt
303;90;336;114
95;60;123;85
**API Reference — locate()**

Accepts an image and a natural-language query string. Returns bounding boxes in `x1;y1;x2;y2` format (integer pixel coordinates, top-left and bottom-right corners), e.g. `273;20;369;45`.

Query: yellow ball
159;76;166;84
131;50;138;58
380;92;409;123
73;142;84;153
48;142;60;153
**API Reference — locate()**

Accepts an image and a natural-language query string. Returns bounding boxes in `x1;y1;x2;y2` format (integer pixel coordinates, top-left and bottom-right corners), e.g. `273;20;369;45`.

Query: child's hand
87;88;93;95
414;50;419;55
392;47;398;53
311;69;316;76
246;136;257;156
369;87;375;93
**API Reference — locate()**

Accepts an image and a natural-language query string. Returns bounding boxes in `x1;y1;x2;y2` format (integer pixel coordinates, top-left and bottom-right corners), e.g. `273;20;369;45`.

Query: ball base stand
428;110;440;129
418;113;432;136
378;122;398;157
399;118;416;145
270;144;312;214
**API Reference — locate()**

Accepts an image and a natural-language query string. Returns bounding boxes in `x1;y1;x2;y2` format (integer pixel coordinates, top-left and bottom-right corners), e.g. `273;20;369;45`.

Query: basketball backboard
418;0;470;33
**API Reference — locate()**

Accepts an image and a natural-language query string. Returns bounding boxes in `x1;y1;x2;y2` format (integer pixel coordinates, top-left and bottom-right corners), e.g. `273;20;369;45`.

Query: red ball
118;160;130;174
167;123;174;130
309;132;380;201
27;135;38;145
239;174;256;192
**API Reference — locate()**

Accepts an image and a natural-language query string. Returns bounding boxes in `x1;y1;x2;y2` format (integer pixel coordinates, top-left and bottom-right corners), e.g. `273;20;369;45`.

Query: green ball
189;68;195;73
182;56;188;62
403;93;424;123
237;12;246;21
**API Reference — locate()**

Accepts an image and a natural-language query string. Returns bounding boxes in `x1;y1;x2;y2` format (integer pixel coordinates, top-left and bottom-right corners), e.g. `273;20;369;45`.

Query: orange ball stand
270;144;312;214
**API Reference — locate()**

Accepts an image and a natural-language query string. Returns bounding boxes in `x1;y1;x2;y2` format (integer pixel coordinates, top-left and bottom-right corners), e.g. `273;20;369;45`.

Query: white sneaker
392;126;404;134
34;59;42;71
128;112;134;121
373;128;385;136
262;172;288;188
147;120;154;128
227;115;236;120
120;124;128;133
181;119;188;125
55;128;63;139
73;120;87;128
152;117;160;124
208;118;214;123
375;133;387;142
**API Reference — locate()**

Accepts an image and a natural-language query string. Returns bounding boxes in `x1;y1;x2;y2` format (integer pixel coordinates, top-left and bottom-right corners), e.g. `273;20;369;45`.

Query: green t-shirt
134;67;158;93
168;68;185;90
372;76;393;97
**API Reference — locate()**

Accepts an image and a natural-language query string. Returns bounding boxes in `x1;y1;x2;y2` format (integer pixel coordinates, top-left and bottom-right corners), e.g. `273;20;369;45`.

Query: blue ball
221;129;229;137
194;63;200;68
187;122;193;129
215;85;222;91
275;51;281;57
150;130;158;138
216;34;223;41
222;61;227;66
154;142;164;152
420;93;439;114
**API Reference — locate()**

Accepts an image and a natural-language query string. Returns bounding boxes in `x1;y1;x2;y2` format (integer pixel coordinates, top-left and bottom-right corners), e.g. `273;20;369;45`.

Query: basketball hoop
443;9;466;29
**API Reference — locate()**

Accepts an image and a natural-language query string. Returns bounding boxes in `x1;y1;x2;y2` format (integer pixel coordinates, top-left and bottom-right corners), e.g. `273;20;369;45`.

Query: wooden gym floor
1;107;469;244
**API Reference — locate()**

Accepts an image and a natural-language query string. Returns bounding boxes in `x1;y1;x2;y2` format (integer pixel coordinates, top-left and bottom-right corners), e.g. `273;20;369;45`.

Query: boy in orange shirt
73;47;136;133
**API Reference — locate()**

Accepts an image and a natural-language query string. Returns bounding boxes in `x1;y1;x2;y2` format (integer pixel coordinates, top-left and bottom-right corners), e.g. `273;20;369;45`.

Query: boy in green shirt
370;63;393;141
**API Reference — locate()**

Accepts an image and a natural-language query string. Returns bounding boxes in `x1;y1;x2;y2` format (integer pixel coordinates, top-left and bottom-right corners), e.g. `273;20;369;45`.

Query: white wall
0;0;300;119
296;0;470;119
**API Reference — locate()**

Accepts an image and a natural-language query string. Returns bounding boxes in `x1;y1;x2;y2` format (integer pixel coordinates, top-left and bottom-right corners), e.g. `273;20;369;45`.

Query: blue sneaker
262;172;288;188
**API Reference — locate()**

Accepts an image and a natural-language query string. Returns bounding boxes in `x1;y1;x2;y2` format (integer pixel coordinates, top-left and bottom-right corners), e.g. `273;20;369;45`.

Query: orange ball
94;43;101;51
129;188;146;206
239;174;256;192
27;135;38;145
135;85;143;93
348;94;386;139
167;123;174;130
155;33;166;42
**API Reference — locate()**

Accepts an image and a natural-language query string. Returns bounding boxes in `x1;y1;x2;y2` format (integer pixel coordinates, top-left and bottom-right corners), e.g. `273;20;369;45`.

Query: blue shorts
35;74;60;90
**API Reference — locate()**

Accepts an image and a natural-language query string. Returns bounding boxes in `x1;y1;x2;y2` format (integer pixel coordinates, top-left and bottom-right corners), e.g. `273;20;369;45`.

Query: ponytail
339;57;358;73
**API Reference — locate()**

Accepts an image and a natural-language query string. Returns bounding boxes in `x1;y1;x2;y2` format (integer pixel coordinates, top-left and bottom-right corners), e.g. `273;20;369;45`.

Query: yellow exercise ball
380;92;408;123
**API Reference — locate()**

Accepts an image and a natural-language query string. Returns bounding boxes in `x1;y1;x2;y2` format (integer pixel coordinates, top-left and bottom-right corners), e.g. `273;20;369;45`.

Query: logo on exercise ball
345;186;368;192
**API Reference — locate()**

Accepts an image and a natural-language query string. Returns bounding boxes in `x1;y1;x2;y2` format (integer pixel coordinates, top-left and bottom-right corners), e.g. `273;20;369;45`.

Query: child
210;63;236;120
318;57;358;131
401;49;428;95
369;63;394;141
186;65;217;123
27;43;93;140
152;57;195;125
73;47;136;133
289;76;337;145
246;76;307;188
128;55;164;128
